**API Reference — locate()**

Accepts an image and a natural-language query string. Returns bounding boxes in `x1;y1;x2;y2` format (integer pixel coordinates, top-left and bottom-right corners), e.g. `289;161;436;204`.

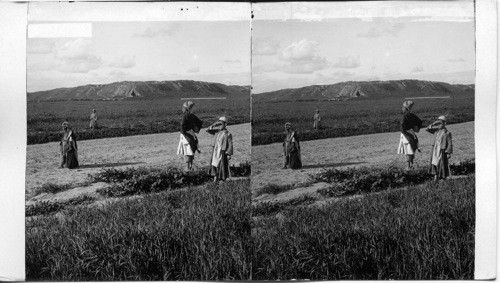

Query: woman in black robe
177;101;203;170
400;100;422;169
283;122;302;169
60;121;79;169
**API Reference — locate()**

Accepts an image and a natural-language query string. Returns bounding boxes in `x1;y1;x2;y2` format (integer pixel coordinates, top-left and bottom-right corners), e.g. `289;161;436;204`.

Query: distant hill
252;80;474;102
27;80;251;102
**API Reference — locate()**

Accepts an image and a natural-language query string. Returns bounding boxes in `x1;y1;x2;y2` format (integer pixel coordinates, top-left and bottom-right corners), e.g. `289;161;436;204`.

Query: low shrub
230;161;251;177
32;183;73;196
252;195;317;217
254;183;295;197
26;195;96;217
95;168;212;198
312;161;474;198
93;163;251;198
450;159;475;175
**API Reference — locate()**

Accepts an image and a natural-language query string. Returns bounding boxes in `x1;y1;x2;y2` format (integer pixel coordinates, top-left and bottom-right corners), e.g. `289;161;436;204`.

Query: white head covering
219;116;227;123
438;116;446;122
402;100;414;110
183;101;194;110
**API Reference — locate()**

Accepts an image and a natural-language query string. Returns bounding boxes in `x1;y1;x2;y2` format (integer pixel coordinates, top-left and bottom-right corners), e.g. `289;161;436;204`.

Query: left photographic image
25;3;251;280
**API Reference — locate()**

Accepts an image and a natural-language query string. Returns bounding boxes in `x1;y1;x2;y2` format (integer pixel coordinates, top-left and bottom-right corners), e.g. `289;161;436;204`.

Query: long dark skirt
210;153;230;180
429;149;450;179
65;151;79;169
289;152;302;169
184;132;199;153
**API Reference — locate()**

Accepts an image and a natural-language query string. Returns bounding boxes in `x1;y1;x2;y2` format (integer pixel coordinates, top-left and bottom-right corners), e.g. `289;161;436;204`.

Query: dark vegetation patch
28;97;249;144
254;183;295;197
252;95;474;145
312;160;475;198
26;195;96;217
31;183;73;197
450;159;475;175
91;162;251;198
252;195;317;217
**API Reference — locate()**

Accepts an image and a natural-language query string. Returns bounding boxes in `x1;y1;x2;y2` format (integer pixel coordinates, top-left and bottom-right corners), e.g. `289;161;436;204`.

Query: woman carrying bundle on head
283;122;302;169
177;101;203;171
426;116;453;181
398;100;422;170
207;117;233;182
60;121;79;169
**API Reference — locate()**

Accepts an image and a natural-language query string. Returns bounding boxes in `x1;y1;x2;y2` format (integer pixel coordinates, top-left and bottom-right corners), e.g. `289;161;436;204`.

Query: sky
27;16;475;94
27;21;251;92
252;17;475;93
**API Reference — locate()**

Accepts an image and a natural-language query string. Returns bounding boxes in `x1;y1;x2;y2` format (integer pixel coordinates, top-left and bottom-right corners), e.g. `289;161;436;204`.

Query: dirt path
251;121;475;193
26;123;251;193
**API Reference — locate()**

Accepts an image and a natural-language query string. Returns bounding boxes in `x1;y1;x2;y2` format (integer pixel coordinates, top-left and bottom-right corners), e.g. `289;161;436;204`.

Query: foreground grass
26;170;475;280
26;179;251;281
252;175;475;280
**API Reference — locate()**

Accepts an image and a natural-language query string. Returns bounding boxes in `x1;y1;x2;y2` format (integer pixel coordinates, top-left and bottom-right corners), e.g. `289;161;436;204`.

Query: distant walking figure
426;116;453;180
313;109;321;130
208;117;233;181
60;121;79;169
398;100;422;170
177;101;203;171
89;109;98;129
283;122;302;169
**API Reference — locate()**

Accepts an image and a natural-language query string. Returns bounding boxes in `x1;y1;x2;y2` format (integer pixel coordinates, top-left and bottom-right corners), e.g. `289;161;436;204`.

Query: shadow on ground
301;162;365;169
78;162;145;169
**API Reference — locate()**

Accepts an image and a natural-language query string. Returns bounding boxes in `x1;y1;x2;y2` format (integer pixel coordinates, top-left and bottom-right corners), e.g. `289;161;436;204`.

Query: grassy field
252;175;475;280
252;94;474;145
27;172;474;280
27;96;249;144
26;179;252;281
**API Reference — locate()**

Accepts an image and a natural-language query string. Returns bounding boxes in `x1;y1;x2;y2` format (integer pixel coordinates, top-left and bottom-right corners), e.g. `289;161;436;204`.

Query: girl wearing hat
60;121;79;169
209;117;233;181
283;122;302;169
398;100;423;170
426;116;453;180
177;101;203;171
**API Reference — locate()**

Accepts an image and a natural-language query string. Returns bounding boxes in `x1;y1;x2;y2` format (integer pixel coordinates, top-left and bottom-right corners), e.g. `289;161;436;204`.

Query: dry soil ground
251;121;475;201
26;123;251;202
26;122;474;205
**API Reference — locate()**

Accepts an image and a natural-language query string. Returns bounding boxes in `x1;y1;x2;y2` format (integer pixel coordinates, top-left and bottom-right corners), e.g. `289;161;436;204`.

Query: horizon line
28;77;475;94
252;79;475;94
28;79;251;93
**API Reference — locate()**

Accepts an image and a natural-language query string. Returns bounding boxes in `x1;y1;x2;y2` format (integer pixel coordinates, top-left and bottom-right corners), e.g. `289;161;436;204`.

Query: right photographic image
251;2;476;280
